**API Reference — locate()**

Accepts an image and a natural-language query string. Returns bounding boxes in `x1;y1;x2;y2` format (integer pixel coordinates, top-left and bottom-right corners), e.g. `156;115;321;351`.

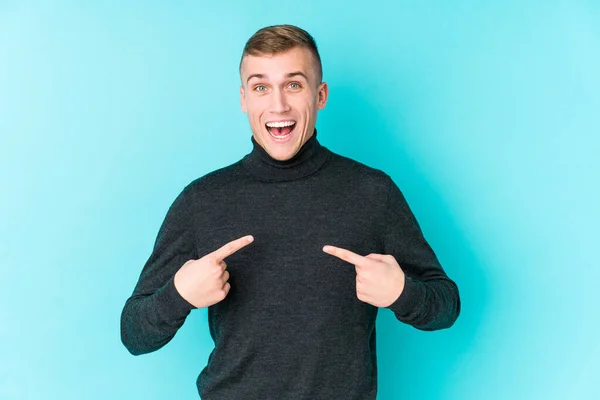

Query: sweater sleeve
120;184;198;356
381;176;460;331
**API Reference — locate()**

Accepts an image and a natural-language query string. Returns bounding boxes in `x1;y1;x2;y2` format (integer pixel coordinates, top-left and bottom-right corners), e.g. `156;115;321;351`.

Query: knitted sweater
120;129;460;399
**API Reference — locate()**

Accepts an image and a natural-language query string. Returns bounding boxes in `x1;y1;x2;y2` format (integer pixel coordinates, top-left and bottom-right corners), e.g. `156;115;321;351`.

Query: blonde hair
240;24;323;83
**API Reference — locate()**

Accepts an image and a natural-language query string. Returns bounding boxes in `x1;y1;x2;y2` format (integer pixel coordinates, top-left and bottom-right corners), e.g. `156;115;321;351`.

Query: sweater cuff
386;276;424;317
154;276;197;323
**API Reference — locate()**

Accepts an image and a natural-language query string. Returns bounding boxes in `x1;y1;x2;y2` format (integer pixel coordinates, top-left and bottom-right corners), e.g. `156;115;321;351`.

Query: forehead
241;47;317;81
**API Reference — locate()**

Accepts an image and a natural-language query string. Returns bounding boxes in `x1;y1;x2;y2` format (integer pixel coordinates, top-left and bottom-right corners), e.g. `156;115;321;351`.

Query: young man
121;24;460;399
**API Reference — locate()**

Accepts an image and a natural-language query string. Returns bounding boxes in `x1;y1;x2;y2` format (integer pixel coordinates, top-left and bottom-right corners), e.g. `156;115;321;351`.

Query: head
239;25;329;161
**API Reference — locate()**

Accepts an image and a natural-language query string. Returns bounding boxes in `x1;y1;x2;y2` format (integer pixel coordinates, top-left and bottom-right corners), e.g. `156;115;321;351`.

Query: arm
382;176;461;331
120;185;198;355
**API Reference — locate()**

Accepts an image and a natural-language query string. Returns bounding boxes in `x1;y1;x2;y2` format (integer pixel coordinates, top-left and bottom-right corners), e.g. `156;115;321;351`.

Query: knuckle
221;286;230;298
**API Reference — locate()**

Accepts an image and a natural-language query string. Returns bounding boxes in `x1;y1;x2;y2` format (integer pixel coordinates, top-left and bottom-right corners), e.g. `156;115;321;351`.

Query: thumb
365;253;387;262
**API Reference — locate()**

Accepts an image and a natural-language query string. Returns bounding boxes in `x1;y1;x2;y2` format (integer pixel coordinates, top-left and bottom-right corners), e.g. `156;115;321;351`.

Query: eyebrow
246;71;309;84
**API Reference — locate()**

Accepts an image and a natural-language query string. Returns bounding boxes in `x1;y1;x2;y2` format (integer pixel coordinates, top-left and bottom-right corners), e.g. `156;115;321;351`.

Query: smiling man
121;25;460;399
240;42;328;161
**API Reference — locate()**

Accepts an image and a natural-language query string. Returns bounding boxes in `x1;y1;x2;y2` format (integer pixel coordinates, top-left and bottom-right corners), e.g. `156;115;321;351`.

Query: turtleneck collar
241;128;331;182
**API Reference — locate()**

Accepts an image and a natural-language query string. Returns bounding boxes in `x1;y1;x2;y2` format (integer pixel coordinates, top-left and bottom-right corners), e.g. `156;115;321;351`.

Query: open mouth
266;121;296;139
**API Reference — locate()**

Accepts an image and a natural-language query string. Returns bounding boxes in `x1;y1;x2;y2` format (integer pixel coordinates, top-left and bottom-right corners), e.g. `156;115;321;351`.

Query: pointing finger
211;235;254;261
322;245;374;268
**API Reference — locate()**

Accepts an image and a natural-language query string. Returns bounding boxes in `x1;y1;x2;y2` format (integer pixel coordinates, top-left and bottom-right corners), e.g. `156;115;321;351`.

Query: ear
240;85;247;113
317;81;329;110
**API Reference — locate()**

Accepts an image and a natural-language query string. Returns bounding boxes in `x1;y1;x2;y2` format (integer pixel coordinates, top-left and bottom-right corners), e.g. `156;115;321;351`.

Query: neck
241;128;331;182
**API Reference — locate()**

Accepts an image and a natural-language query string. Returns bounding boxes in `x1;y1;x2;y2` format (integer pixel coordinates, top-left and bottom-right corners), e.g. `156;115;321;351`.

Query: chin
257;126;306;161
265;144;300;161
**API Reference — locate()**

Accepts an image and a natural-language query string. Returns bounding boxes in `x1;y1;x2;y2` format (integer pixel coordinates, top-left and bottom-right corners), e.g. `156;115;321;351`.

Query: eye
254;85;267;92
289;82;301;90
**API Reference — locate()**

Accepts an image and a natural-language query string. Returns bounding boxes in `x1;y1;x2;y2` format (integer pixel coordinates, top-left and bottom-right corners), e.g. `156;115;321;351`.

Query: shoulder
158;161;246;217
326;149;393;189
182;160;247;195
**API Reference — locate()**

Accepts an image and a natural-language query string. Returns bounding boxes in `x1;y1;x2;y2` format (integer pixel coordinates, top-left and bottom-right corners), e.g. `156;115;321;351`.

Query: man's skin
174;46;406;309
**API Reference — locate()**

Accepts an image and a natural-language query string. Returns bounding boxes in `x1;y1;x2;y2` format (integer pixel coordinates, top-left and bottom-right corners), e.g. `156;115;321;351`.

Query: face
240;46;329;161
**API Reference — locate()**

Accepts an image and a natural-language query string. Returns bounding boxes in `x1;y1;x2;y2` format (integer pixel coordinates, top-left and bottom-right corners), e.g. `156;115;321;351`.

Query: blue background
1;1;599;399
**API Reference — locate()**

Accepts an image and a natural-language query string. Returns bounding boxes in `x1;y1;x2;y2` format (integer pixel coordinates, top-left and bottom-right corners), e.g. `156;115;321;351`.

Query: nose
270;88;290;114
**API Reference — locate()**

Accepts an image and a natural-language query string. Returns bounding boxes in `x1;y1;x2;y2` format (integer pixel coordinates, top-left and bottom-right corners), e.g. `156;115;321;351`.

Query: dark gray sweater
120;129;460;399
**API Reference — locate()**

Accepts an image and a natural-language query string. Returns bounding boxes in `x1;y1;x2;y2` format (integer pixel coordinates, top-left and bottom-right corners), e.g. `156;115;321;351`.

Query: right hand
174;235;254;308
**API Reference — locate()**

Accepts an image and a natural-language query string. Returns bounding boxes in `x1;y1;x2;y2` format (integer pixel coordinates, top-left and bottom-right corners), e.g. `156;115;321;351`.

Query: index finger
322;245;374;268
211;235;254;261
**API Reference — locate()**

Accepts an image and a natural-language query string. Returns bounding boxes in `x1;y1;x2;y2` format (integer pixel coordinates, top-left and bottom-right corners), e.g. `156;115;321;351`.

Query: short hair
239;24;323;83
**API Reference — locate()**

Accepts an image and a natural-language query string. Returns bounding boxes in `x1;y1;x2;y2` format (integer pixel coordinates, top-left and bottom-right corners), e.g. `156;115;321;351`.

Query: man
121;24;460;399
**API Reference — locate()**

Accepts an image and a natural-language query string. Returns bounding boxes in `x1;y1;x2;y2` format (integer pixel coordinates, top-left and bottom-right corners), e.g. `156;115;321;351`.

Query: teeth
266;120;295;128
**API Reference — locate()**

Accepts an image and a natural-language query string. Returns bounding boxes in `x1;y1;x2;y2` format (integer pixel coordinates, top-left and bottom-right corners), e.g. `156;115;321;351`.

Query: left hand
322;245;406;308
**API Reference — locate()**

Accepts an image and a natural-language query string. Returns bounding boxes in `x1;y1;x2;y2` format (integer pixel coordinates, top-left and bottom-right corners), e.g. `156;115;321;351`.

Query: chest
192;181;384;316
